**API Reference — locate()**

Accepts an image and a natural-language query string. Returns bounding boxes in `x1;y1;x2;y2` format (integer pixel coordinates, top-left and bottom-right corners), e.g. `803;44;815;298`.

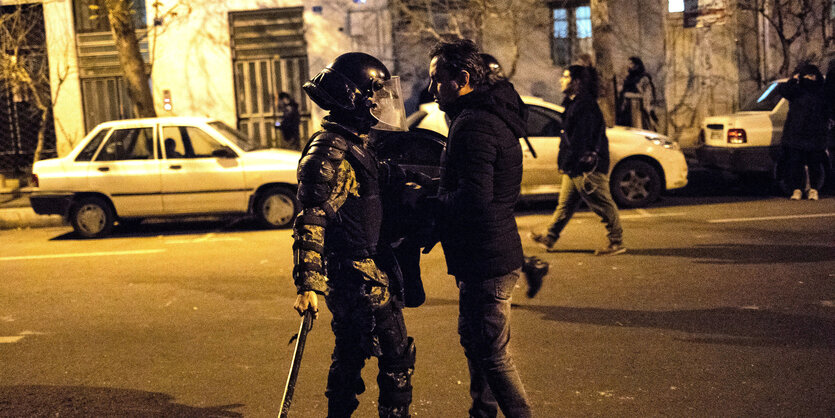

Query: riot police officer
291;52;415;418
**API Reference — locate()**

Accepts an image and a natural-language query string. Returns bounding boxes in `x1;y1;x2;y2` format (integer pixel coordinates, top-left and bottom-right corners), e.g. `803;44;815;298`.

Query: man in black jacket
426;39;532;418
530;65;625;255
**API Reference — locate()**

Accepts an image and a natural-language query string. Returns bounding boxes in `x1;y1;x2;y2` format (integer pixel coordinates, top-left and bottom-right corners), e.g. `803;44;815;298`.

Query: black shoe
522;256;549;298
528;232;557;251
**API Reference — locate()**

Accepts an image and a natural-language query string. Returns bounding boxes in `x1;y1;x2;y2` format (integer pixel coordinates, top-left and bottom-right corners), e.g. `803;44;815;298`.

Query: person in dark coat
275;91;301;149
778;63;829;200
616;56;658;131
530;65;625;255
425;39;532;418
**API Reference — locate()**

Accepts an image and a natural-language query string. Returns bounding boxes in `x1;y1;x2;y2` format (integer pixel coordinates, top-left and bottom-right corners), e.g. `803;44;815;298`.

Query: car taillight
727;129;746;144
30;173;39;187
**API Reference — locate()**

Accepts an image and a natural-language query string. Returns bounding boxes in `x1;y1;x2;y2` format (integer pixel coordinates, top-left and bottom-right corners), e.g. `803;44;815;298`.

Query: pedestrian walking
778;63;829;201
425;39;533;418
480;52;550;298
616;56;658;131
530;65;626;256
292;52;416;418
275;91;301;149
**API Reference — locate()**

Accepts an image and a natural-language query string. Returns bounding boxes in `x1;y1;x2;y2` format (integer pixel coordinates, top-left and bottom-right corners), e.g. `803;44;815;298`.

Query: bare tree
739;0;832;79
95;0;156;118
0;4;70;163
389;0;545;79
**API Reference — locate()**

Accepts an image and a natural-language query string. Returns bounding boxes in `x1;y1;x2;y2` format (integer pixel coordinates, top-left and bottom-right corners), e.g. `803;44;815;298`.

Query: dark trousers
324;268;414;418
787;148;824;190
457;270;532;418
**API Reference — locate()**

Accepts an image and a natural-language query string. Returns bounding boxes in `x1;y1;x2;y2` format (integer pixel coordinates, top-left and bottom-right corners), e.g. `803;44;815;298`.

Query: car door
522;105;562;195
87;124;162;217
159;124;247;215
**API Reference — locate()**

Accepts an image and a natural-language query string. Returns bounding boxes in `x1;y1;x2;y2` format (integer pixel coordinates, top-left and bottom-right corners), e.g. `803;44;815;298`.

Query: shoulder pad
298;153;338;184
305;132;348;161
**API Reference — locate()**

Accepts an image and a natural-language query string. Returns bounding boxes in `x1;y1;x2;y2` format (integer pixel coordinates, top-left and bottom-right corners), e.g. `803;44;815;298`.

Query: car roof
94;116;216;128
417;95;566;114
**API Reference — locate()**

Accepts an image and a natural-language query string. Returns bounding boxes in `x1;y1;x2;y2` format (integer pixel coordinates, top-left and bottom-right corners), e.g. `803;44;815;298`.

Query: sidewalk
0;190;66;230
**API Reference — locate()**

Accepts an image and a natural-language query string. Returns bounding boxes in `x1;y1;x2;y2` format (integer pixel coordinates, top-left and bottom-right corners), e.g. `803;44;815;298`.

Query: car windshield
740;81;783;111
209;121;258;151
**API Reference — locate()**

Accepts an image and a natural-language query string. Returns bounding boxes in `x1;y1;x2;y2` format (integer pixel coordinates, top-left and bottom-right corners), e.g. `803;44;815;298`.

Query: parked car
379;97;688;208
696;79;835;192
30;117;301;238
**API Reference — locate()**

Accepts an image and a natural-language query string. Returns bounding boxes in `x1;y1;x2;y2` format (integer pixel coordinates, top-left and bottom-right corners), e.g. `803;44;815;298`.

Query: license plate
710;130;722;140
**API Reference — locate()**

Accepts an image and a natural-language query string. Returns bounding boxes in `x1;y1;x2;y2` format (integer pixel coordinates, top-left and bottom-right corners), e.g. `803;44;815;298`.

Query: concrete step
0;175;21;195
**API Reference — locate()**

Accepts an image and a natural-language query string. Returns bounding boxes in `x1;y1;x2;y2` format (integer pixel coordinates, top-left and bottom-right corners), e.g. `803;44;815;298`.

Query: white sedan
390;97;688;208
30;117;301;238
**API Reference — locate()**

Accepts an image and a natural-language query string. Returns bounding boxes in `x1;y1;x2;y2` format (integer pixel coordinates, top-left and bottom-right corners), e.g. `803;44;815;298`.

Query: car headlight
645;135;679;150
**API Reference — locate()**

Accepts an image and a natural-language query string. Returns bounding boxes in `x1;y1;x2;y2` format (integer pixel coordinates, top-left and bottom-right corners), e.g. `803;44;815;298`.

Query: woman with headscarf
616;56;658;131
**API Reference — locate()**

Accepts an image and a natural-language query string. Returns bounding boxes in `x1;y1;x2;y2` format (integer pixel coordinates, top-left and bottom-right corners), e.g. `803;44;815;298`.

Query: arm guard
293;133;358;294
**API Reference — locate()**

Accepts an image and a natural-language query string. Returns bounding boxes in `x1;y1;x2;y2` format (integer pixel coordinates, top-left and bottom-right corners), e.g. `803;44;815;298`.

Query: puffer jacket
434;83;526;280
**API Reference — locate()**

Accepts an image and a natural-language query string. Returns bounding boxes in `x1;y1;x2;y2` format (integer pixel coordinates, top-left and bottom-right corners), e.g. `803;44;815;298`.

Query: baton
278;308;315;418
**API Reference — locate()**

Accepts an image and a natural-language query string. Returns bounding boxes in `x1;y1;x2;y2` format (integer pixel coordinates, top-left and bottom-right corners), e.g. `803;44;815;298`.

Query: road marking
165;233;243;244
707;213;835;223
620;211;686;220
0;331;47;344
0;249;165;262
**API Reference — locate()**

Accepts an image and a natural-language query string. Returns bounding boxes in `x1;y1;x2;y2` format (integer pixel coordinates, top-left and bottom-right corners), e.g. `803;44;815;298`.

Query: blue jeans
457;270;532;418
546;172;623;245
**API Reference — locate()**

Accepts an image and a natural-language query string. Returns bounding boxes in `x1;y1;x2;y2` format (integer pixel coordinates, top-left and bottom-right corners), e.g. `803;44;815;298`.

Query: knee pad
377;337;415;408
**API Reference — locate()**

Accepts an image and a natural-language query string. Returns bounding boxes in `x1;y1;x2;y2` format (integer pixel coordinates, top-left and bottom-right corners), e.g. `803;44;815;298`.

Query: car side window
75;129;111;161
94;128;155;161
526;106;562;137
162;126;224;158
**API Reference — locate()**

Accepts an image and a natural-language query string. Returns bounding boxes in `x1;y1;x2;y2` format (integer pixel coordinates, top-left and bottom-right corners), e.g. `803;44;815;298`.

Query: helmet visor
370;76;407;131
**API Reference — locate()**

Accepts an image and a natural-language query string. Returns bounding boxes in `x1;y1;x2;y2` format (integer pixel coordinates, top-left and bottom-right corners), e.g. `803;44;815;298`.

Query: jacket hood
447;80;528;138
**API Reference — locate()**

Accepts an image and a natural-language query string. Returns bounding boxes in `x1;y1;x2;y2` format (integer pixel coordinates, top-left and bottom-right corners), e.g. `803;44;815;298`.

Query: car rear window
741;81;782;111
75;128;110;161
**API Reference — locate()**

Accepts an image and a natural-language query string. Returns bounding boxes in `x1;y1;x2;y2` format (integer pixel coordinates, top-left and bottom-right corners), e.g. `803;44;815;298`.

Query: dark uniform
293;52;414;418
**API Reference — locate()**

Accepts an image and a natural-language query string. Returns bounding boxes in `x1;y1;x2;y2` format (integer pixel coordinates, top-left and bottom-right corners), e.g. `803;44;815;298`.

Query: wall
40;0;385;155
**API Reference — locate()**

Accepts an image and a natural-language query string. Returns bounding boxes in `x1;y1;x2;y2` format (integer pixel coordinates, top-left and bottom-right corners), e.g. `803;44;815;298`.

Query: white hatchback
30;117;301;238
403;97;688;208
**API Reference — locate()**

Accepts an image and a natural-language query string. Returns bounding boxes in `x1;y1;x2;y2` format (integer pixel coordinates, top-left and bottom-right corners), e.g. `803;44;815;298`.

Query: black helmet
304;52;391;112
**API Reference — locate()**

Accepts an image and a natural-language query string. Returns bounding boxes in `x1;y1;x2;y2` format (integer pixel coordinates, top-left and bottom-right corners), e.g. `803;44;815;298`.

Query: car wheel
610;160;662;208
256;187;299;228
70;196;114;238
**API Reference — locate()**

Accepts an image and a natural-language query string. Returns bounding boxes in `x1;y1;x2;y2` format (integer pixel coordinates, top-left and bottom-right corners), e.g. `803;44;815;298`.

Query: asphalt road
1;190;834;417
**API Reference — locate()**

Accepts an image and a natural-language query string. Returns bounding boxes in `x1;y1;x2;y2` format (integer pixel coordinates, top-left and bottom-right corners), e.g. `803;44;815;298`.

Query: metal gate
0;4;56;177
229;7;310;150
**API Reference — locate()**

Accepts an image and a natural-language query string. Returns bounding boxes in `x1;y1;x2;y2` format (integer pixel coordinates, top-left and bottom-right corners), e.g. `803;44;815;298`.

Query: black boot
522;256;549;298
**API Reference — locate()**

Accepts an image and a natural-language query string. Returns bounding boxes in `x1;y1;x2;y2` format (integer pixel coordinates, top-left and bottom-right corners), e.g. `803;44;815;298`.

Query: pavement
0;190;66;230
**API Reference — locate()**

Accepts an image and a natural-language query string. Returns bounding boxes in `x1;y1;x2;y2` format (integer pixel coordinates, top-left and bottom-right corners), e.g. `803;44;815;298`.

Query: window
95;127;154;161
526;106;563;137
162;126;224;159
669;0;684;13
75;128;111;161
550;3;593;66
73;0;147;33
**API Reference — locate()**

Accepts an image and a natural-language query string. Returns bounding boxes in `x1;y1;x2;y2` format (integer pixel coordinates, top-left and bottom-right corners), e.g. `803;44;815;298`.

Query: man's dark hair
278;91;293;101
430;39;485;88
566;64;599;98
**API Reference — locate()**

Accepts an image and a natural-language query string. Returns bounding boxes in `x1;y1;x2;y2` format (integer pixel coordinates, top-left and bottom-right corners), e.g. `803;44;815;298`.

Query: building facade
2;0;833;168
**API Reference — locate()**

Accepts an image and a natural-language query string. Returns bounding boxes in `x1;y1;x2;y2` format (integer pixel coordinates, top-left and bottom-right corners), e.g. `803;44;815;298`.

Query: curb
0;205;66;231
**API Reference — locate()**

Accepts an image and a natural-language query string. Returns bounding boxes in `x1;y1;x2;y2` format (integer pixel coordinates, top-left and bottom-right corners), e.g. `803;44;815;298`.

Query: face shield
369;76;407;131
